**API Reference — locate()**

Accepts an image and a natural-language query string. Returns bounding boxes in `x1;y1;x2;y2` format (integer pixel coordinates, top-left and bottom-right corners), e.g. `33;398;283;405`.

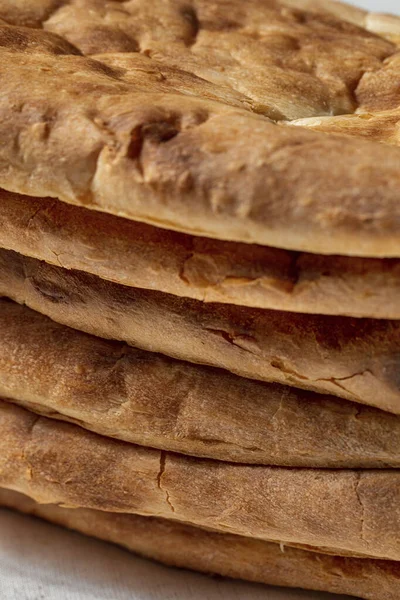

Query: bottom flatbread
1;488;399;600
1;401;400;561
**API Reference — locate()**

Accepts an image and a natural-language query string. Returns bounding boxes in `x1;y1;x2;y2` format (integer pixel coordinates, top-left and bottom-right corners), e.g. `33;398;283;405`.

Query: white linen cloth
355;0;399;9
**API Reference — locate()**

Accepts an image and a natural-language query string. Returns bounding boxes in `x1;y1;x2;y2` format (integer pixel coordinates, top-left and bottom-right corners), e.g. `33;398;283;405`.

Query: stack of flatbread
1;0;400;598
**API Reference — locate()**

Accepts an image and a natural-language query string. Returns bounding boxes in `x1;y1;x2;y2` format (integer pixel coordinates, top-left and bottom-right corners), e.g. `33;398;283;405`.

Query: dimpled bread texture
0;1;399;255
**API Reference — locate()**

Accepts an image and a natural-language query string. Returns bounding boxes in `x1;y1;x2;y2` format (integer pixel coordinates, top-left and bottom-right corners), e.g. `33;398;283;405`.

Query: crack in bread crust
1;401;400;561
3;295;400;468
2;248;400;414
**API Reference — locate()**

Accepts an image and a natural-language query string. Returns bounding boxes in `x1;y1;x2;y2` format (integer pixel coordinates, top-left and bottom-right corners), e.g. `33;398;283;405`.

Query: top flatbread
0;1;400;256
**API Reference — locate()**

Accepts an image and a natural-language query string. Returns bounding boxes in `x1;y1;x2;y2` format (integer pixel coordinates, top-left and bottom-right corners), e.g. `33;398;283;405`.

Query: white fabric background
353;0;398;10
1;1;399;598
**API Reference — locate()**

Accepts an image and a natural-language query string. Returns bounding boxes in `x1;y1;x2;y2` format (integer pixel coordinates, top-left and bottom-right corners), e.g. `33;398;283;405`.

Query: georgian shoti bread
2;401;400;561
0;3;400;256
3;299;400;468
2;249;400;413
3;191;400;320
2;491;400;600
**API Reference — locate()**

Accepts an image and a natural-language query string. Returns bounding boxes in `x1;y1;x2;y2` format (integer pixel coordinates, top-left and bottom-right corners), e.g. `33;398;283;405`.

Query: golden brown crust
284;1;367;28
2;248;400;413
0;1;63;28
3;190;400;319
0;2;399;255
285;0;400;43
1;401;400;560
2;489;400;600
3;298;400;467
289;38;400;141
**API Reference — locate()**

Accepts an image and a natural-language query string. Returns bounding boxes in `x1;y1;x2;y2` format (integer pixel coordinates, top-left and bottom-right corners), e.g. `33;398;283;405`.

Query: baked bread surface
3;190;400;319
0;1;399;255
3;298;400;467
2;249;400;412
1;400;400;561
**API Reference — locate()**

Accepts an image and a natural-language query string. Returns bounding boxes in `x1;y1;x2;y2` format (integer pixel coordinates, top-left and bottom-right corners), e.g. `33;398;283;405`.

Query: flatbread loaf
1;401;400;560
2;190;400;319
3;299;400;467
2;249;400;413
1;488;399;600
0;2;400;255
